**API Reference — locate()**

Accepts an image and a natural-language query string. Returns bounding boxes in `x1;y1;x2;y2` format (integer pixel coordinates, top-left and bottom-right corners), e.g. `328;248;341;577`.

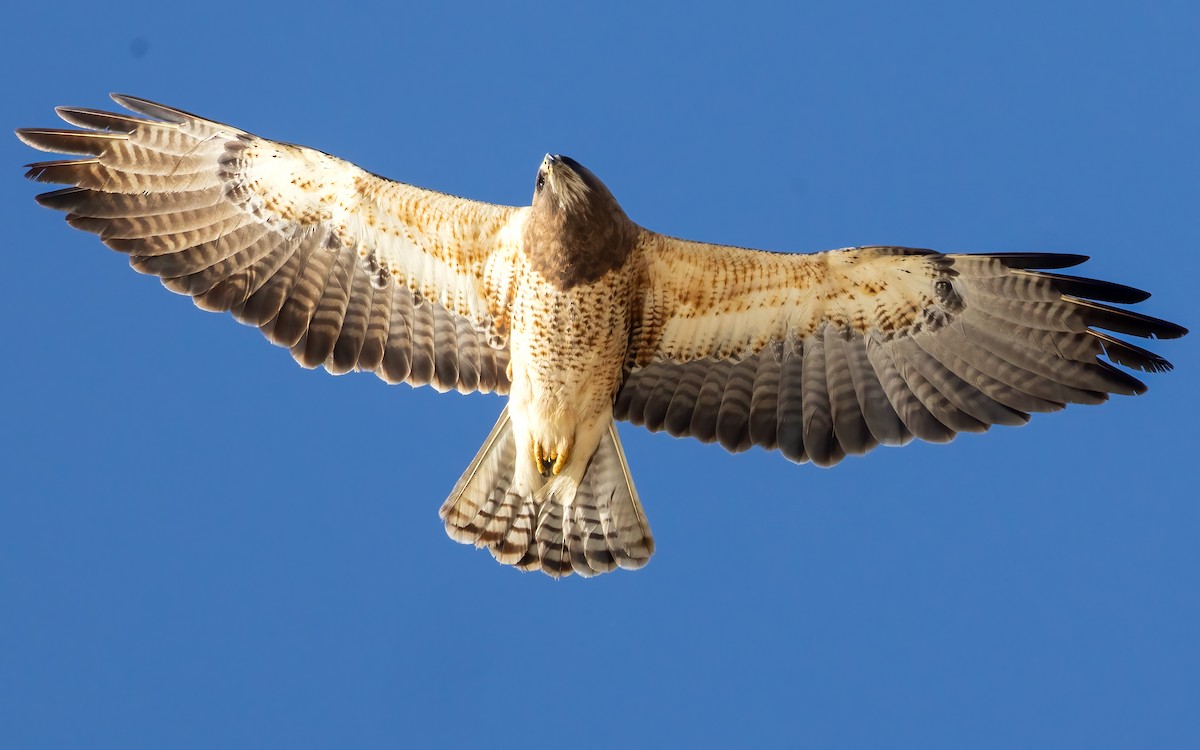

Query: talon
533;441;553;477
532;438;573;478
551;439;573;475
538;452;555;478
532;440;544;472
506;362;513;382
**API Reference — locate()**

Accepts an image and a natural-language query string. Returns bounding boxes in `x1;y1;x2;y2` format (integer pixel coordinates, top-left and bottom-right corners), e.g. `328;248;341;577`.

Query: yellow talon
533;441;552;477
551;438;573;476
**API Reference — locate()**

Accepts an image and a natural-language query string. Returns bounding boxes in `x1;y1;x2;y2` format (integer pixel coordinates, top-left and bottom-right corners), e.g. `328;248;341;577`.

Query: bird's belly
508;272;633;464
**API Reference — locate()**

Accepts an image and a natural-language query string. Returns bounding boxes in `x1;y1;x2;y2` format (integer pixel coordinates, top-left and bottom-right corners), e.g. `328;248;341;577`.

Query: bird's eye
536;172;546;193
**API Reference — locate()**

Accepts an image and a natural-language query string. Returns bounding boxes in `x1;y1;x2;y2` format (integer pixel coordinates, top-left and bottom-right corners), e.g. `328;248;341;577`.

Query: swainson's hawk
16;95;1187;577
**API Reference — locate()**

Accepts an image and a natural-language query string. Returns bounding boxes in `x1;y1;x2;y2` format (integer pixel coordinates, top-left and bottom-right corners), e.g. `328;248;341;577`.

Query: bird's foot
532;438;573;478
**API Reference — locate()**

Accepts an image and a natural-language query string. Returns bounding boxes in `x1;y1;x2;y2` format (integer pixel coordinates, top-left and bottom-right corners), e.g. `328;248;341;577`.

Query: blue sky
2;2;1197;748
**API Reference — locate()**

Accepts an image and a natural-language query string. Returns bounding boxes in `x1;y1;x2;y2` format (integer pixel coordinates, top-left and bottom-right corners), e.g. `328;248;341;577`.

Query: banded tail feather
440;408;654;577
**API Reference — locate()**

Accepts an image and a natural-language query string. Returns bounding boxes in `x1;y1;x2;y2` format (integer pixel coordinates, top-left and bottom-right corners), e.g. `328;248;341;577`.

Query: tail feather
439;407;518;545
533;499;576;577
587;423;654;570
439;412;654;577
570;495;617;575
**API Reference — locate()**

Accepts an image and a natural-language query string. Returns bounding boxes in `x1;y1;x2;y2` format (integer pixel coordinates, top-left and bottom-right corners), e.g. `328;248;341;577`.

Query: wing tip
1030;271;1154;304
13;127;44;149
33;186;84;209
987;252;1091;270
109;93;192;124
1067;297;1188;340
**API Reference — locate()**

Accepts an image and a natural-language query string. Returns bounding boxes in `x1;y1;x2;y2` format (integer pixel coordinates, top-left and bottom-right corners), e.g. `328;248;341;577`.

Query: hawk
17;95;1187;577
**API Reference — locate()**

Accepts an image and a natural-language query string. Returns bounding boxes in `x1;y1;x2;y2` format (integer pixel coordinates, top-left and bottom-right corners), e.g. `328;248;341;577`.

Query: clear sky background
2;2;1197;748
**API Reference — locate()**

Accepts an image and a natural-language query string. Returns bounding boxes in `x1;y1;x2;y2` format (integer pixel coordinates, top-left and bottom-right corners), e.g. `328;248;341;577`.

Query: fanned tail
439;411;654;578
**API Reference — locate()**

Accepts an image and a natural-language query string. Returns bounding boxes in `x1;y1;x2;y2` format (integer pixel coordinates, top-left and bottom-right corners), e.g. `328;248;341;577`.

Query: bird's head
524;154;637;288
532;154;621;218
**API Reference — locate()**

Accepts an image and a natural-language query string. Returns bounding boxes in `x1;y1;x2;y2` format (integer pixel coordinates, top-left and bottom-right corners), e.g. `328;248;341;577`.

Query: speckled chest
509;257;637;408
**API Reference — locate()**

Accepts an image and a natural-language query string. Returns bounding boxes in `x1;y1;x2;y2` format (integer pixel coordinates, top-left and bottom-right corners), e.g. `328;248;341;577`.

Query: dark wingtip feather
1095;361;1148;395
110;93;194;124
1094;332;1175;373
64;213;107;235
13;128;121;156
34;187;87;209
23;158;96;184
988;253;1090;270
55;105;147;132
1036;271;1152;304
14;127;49;149
1067;297;1188;340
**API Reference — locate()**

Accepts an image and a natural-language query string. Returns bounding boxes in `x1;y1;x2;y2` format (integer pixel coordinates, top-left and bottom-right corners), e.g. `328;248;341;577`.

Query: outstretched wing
17;95;527;394
619;234;1186;466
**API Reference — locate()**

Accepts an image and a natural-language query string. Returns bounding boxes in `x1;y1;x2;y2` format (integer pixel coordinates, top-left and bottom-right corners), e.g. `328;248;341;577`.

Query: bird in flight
17;95;1187;578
